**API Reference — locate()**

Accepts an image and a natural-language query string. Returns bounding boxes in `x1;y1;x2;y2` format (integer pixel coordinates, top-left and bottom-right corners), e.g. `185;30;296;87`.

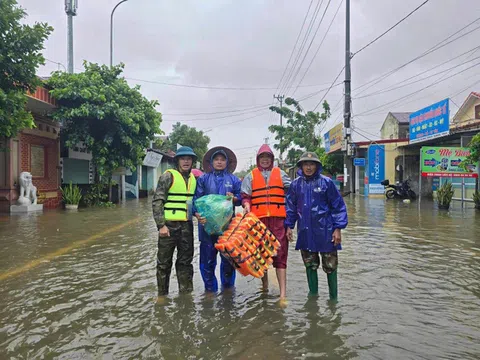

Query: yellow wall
453;97;480;128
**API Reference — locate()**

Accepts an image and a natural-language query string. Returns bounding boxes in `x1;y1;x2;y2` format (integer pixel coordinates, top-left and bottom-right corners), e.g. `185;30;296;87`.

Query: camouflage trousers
301;250;338;274
156;221;194;296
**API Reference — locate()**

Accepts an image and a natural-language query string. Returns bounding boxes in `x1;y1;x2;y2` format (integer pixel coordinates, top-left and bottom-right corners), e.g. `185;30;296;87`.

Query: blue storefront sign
354;157;366;167
367;145;385;194
324;132;331;153
409;98;450;144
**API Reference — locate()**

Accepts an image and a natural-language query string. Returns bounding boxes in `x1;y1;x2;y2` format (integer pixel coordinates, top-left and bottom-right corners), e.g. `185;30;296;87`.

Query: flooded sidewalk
0;198;479;359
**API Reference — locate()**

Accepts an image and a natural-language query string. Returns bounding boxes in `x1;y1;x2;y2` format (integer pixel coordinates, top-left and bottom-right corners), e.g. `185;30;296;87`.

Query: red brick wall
19;133;60;209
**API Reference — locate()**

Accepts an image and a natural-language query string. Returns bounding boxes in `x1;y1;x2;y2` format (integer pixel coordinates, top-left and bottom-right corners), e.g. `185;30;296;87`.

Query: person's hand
159;225;170;238
286;228;294;242
195;212;207;224
226;192;236;202
332;229;341;246
243;202;251;214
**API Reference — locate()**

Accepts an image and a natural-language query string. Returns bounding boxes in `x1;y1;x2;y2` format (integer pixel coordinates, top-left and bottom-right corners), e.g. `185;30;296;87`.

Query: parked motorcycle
381;179;416;200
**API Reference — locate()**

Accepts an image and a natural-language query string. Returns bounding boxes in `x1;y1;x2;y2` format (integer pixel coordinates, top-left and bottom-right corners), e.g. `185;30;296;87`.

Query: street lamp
110;0;129;67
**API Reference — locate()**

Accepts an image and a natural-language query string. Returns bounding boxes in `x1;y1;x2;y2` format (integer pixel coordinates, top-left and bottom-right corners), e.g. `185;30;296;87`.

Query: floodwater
0;197;479;359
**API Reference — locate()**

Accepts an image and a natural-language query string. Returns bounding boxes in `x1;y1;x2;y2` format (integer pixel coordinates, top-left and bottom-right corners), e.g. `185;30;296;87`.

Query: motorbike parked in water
381;179;416;200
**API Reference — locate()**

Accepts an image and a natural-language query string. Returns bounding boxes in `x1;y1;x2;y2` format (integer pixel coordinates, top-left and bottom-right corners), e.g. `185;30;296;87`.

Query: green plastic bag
195;194;233;235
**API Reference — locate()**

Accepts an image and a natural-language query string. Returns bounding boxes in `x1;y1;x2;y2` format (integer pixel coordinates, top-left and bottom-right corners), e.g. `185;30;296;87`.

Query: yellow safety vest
164;169;196;221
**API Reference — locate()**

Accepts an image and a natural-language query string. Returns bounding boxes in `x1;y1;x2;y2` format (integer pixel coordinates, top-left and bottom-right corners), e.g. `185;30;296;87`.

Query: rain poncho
193;150;242;292
285;167;348;253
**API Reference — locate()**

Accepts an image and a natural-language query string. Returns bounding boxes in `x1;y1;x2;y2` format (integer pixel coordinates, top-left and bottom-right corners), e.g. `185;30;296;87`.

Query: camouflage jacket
152;170;192;229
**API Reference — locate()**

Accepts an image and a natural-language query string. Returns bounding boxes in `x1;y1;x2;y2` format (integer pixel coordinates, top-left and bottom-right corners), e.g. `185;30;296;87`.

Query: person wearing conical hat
152;146;198;298
285;151;348;301
193;146;242;293
240;144;292;300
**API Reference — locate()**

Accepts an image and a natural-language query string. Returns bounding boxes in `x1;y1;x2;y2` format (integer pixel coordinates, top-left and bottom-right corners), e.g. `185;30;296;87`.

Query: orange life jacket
251;167;286;218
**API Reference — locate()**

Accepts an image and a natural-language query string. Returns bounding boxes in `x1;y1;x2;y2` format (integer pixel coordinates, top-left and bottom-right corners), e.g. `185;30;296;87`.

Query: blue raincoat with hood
193;149;242;292
285;164;348;253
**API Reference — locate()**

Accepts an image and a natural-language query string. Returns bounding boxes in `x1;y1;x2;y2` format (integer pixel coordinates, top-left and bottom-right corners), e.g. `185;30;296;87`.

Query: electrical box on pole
65;0;78;15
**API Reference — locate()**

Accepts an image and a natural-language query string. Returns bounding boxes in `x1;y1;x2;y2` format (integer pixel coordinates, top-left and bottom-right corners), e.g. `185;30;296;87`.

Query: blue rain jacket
193;170;242;242
285;167;348;253
193;151;241;292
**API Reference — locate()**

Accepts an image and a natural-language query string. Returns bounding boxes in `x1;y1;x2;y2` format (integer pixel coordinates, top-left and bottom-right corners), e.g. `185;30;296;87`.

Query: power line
355;53;480;99
126;77;334;91
163;103;269;116
356;60;480;116
275;0;316;92
286;0;334;94
352;0;430;57
313;66;345;111
354;17;480;95
279;0;324;94
44;58;67;71
354;45;480;99
163;107;268;122
204;112;268;130
292;0;344;96
298;82;343;101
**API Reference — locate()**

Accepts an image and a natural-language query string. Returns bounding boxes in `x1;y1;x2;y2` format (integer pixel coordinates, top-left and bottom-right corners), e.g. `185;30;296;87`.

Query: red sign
421;172;478;178
336;175;344;182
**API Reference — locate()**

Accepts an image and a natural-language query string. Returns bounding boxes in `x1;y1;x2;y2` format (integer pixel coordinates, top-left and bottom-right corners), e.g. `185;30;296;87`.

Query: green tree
0;0;53;137
269;97;339;171
47;62;162;180
466;133;480;164
317;149;344;176
160;122;210;163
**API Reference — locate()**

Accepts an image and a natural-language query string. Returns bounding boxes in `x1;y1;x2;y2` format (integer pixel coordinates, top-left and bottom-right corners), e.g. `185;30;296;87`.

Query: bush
473;191;480;209
436;182;454;209
83;183;115;208
60;182;82;205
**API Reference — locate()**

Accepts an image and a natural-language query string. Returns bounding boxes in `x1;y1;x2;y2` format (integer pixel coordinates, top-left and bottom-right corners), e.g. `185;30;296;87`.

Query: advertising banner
421;147;478;178
367;144;385;194
324;123;343;153
409;98;450;144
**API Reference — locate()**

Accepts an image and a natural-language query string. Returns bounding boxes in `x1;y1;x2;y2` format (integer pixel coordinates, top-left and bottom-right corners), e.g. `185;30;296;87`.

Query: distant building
380;112;411;140
0;86;61;212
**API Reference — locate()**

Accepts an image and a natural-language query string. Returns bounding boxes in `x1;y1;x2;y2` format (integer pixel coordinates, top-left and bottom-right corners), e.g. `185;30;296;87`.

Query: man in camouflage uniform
152;146;197;296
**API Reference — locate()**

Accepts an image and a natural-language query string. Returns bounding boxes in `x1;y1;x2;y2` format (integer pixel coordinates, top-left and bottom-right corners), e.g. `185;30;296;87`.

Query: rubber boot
306;267;318;296
327;270;338;301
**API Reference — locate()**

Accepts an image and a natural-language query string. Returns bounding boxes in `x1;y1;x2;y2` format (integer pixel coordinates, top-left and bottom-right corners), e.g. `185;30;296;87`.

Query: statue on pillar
17;172;38;205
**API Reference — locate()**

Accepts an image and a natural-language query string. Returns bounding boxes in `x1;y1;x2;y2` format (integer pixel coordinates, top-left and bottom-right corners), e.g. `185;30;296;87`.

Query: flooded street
0;197;479;359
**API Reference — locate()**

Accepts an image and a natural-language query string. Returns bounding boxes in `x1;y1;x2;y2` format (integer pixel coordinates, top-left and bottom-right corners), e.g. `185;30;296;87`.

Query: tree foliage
268;97;342;174
466;133;480;164
47;62;162;178
159;122;210;163
0;0;53;137
317;149;344;176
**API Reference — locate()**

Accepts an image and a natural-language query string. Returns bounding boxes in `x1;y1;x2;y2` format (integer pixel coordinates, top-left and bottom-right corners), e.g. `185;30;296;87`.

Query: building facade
0;86;61;212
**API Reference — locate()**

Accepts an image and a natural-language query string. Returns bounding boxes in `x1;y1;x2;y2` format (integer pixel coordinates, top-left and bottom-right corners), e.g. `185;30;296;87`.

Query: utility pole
273;94;285;166
264;137;269;145
343;0;354;193
65;0;78;73
273;94;284;126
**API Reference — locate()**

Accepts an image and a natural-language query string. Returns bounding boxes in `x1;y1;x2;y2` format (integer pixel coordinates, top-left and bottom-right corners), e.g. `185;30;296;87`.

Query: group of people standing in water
152;144;348;302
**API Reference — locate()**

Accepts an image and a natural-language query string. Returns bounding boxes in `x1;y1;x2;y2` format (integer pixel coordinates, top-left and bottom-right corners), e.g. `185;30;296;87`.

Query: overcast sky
18;0;480;170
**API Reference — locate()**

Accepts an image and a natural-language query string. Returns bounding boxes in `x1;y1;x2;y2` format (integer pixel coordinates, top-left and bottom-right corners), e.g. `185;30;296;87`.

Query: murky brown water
0;197;479;359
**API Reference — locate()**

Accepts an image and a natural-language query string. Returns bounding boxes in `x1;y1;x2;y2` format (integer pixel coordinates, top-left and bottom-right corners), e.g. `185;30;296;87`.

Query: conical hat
203;146;237;173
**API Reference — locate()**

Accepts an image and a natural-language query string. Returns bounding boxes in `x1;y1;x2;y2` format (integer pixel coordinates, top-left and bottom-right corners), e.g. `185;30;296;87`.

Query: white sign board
68;142;92;161
143;151;163;168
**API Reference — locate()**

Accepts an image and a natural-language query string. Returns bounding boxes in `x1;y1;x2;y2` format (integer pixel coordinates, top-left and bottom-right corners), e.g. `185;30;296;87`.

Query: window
30;145;45;177
475;104;480;120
